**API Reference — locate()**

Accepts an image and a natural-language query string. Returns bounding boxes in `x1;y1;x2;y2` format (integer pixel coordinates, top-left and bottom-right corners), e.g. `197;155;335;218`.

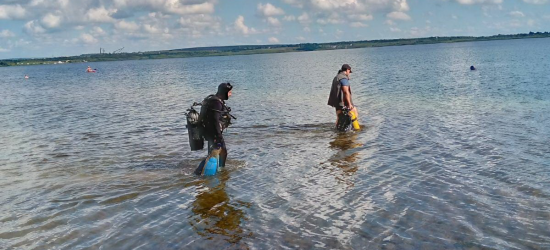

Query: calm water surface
1;38;549;249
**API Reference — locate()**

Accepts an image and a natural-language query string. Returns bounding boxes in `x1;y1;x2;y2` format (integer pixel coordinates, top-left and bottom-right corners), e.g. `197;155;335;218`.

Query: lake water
1;38;549;249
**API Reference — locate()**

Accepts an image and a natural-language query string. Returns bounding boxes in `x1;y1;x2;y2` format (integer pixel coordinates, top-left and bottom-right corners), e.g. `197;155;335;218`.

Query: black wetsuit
200;83;233;167
201;95;227;151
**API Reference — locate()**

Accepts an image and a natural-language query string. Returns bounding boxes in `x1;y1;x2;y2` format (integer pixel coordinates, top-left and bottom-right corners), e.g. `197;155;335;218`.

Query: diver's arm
211;101;224;144
342;86;353;109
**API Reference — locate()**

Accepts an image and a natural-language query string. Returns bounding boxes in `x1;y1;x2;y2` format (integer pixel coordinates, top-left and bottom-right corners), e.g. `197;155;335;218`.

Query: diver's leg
219;144;227;168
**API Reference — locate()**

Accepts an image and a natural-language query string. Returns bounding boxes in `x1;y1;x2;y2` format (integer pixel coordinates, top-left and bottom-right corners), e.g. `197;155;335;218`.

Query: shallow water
1;38;549;249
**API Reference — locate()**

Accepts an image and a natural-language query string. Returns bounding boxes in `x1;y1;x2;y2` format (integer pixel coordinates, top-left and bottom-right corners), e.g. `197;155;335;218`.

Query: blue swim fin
203;156;219;176
195;146;222;176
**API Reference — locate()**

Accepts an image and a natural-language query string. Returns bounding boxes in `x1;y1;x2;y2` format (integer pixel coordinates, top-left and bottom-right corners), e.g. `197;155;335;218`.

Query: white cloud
115;20;140;31
527;19;536;26
350;14;374;21
0;4;27;19
178;14;221;37
0;47;10;52
350;22;368;27
317;13;343;25
296;36;306;41
266;17;281;26
283;0;412;15
283;15;295;21
268;37;279;43
113;0;215;16
282;0;304;8
257;3;285;17
80;33;98;44
522;0;548;4
91;26;106;36
390;27;401;32
148;12;170;20
86;7;116;23
179;14;220;29
257;3;284;28
0;30;15;38
455;0;502;4
41;13;62;28
387;11;411;20
393;0;410;12
24;20;46;35
143;24;160;34
509;11;525;17
234;15;256;35
26;1;97;24
309;0;358;11
297;12;311;25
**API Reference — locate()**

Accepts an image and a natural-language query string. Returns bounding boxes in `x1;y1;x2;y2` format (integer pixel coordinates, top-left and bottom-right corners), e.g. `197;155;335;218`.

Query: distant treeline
1;32;549;67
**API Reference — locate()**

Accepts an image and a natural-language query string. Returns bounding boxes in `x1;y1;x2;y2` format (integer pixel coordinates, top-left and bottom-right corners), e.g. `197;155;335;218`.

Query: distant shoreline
1;32;549;67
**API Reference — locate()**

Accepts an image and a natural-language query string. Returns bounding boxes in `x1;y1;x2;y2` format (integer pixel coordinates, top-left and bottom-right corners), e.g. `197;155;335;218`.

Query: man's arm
342;86;353;109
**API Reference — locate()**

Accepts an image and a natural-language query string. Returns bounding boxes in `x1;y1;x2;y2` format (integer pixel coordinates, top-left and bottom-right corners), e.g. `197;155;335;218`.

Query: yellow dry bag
350;110;360;130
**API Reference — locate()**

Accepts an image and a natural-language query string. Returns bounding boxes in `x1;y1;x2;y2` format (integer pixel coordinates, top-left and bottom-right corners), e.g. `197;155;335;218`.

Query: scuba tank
185;102;204;151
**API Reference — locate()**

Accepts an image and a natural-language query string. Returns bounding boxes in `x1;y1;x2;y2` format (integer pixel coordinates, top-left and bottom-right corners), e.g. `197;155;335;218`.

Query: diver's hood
216;82;233;100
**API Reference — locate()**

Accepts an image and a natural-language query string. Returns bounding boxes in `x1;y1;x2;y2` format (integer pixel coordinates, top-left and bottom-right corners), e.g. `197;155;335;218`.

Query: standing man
199;82;233;167
327;64;359;131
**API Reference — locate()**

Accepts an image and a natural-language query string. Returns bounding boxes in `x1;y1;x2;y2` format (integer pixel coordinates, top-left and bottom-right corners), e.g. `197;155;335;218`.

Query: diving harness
185;97;236;151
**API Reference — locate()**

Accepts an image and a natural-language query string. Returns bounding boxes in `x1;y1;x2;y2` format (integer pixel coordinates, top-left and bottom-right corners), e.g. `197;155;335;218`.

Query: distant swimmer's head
217;82;233;100
470;65;476;70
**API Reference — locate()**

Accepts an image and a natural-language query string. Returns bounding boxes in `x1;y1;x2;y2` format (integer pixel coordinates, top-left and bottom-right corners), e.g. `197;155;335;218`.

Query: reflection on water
326;132;363;187
188;171;251;247
1;38;550;249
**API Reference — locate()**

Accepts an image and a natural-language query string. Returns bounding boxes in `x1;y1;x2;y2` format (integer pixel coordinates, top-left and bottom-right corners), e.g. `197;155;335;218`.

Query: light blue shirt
340;78;350;86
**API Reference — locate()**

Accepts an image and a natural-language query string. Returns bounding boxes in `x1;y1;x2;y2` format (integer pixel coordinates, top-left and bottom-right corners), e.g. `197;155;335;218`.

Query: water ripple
1;39;550;249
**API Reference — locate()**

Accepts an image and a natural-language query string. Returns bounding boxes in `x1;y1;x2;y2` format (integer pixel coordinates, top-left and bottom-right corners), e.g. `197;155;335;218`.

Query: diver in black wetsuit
199;82;233;167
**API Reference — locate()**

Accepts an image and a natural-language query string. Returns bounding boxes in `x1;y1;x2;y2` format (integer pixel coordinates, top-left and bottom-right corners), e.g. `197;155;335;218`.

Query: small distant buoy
470;66;476;70
24;75;29;79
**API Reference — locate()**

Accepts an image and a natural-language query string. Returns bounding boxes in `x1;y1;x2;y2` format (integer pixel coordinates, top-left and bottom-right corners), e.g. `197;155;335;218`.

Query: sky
0;0;549;59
